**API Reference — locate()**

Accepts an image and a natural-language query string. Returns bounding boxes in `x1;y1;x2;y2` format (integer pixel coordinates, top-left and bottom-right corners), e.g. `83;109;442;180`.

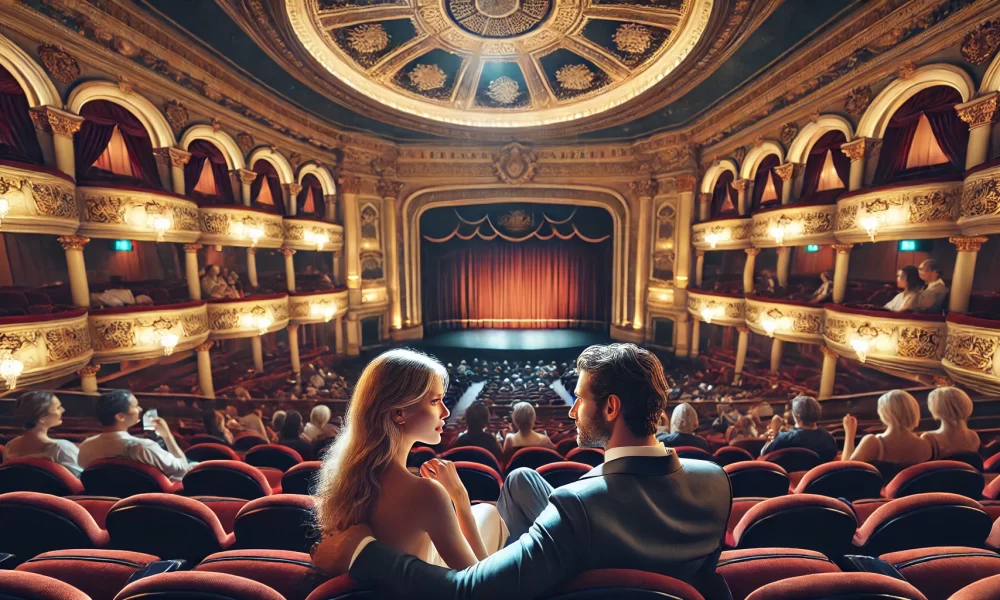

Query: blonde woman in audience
314;348;507;570
842;390;932;467
921;387;980;459
4;391;81;476
728;415;760;443
502;402;555;454
657;403;710;452
305;404;340;442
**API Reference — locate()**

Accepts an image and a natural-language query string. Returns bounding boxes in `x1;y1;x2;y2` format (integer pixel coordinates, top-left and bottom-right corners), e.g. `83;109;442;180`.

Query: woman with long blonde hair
313;348;507;570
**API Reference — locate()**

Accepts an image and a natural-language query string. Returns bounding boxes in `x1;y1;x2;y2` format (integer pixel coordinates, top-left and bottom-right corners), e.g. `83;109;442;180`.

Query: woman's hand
842;414;857;435
420;458;468;503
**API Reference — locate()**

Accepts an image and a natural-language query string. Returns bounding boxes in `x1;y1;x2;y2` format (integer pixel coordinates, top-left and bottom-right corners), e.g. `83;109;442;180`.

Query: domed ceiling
286;0;709;128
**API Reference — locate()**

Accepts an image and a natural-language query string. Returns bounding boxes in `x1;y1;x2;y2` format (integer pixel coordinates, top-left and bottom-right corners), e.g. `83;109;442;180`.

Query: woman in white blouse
4;391;81;476
884;265;923;312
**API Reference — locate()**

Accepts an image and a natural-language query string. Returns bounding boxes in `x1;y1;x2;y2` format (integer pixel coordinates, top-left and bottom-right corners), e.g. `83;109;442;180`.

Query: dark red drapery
297;174;323;217
184;139;235;204
750;154;782;212
711;171;737;217
0;66;43;165
872;87;968;185
75;100;161;189
800;130;850;199
422;238;611;331
249;160;284;214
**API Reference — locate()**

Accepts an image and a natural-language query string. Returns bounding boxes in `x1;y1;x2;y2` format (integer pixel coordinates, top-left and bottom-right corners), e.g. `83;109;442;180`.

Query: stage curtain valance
422;204;611;244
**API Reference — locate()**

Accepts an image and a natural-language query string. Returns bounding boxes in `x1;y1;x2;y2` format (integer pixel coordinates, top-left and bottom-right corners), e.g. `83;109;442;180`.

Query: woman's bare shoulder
383;471;450;513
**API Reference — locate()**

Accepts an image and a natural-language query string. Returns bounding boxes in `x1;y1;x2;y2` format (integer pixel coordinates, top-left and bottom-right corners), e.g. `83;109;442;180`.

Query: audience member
452;401;503;461
760;396;837;462
78;390;190;481
305;404;340;442
916;259;948;313
841;390;932;471
4;391;82;476
655;410;670;436
277;410;316;461
200;265;239;300
728;415;763;443
270;410;287;442
502;402;555;454
810;271;833;303
759;270;776;294
202;409;234;445
922;386;980;459
657;403;710;452
885;265;922;312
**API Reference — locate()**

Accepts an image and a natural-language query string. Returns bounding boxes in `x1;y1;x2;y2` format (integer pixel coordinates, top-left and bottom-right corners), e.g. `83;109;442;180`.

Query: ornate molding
89;303;210;363
960;161;1000;235
207;295;291;340
772;162;801;182
745;298;825;344
687;291;745;327
339;176;362;195
956;94;999;128
961;19;1000;65
691;217;752;251
58;236;90;251
37;44;80;83
199;206;285;248
77;186;201;243
674;175;697;194
630;178;658;199
28;106;84;137
0;162;79;235
840;137;881;162
943;318;1000;396
950;235;989;253
844;85;874;117
0;310;93;390
835;179;961;243
823;306;947;375
282;218;345;252
377;179;404;199
289;290;349;324
493;143;538;185
752;204;837;248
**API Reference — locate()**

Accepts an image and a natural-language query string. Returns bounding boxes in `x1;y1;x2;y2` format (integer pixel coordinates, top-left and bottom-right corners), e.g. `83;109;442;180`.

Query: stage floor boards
421;329;608;351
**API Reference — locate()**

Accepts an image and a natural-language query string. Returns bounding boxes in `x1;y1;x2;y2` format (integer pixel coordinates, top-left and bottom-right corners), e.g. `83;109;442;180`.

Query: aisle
447;381;486;423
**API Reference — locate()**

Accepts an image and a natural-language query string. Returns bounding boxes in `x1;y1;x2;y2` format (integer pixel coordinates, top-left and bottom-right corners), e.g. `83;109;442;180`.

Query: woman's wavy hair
314;348;448;536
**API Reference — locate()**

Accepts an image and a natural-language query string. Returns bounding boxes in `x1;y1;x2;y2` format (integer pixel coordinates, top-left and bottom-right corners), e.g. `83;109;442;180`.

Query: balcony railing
687;289;745;326
88;301;209;363
199;205;285;249
0;308;92;390
943;313;1000;396
834;176;962;244
745;296;825;343
282;217;344;253
960;158;1000;236
207;293;290;340
0;160;78;236
77;184;201;243
288;289;349;324
750;202;837;248
823;304;947;375
692;216;752;251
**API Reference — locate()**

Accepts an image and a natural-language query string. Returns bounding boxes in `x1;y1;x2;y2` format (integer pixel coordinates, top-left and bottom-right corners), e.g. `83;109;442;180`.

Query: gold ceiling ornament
961;20;1000;65
37;45;80;84
408;64;448;91
446;0;552;38
347;24;390;54
163;101;189;131
556;64;594;90
487;76;521;104
897;61;917;80
613;23;652;54
493;142;537;184
778;122;798;147
236;132;255;153
844;86;872;117
499;209;535;233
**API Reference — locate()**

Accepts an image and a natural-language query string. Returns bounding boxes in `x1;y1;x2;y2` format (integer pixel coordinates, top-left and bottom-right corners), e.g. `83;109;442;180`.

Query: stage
420;328;609;351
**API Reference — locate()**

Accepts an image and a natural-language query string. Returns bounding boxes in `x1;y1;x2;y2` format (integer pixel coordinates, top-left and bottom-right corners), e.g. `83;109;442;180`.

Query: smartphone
142;408;158;432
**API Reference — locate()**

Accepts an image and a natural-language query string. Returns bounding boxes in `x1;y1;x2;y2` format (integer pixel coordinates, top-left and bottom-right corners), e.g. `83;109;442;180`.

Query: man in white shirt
78;390;190;481
916;259;949;313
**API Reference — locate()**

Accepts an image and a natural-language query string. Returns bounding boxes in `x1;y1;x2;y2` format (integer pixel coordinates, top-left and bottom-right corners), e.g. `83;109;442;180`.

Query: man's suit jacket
349;452;733;600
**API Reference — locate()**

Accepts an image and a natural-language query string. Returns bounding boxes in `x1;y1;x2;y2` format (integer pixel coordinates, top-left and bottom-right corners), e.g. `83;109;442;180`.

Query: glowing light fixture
311;304;336;322
247;226;264;248
860;216;880;242
305;230;330;251
148;214;172;243
850;338;870;363
769;226;786;246
762;317;777;337
0;197;9;227
241;313;273;336
0;356;23;390
159;333;179;356
700;308;714;324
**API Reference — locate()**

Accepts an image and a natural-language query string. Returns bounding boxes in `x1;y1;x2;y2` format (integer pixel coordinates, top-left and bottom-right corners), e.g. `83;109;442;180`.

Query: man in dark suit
314;343;733;600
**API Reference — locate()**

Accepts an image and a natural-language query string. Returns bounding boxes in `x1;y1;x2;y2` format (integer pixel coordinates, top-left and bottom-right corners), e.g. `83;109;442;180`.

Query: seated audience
884;265;922;312
305;404;340;442
277;409;316;461
202;409;234;445
270;410;287;442
655;410;670;436
921;386;980;459
760;396;837;462
4;391;82;476
841;390;932;469
502;402;555;454
657;403;710;452
90;288;154;308
200;264;240;300
451;401;503;462
711;402;740;433
759;270;776;294
810;271;833;303
78;390;190;481
916;258;948;313
728;415;760;443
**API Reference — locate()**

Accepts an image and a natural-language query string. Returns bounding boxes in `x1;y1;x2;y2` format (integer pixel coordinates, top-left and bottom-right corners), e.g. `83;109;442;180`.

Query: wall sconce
0;197;9;227
241;313;273;336
769;222;802;246
762;317;777;337
147;213;172;243
230;222;246;238
247;226;264;248
850;338;870;363
860;216;880;242
305;230;329;251
159;333;179;356
706;233;719;249
700;307;714;324
0;356;23;390
311;304;336;322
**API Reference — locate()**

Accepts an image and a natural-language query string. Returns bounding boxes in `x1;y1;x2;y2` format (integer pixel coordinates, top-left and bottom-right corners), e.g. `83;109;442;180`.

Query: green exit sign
805;244;819;253
899;240;917;251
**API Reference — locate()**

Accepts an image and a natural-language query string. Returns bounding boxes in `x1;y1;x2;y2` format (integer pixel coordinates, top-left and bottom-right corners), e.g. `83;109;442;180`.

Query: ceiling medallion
493;142;537;184
446;0;553;38
613;23;652;54
556;64;594;90
346;24;390;54
487;76;521;104
408;64;448;91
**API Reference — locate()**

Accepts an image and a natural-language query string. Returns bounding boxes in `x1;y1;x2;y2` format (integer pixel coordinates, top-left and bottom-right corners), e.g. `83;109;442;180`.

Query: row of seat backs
409;444;606;473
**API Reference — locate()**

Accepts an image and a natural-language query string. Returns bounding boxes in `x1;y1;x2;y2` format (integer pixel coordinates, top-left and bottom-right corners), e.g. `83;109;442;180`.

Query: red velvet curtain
750;154;781;211
297;174;324;217
801;131;850;198
76;100;161;189
0;66;43;164
422;238;611;331
873;87;968;185
249;161;284;214
185;139;235;204
711;171;737;217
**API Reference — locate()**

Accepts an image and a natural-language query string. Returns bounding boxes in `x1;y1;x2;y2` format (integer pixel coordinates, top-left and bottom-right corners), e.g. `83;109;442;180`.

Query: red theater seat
233;494;316;553
81;458;183;496
187;433;231;446
555;438;578;457
282;461;322;495
951;573;1000;600
544;569;705;599
17;549;159;600
880;546;1000;600
717;548;840;600
0;492;109;559
744;572;927;600
506;447;564;472
759;448;822;474
885;460;985;499
713;446;754;467
792;461;883;501
724;461;790;498
731;494;857;557
853;493;991;556
536;461;592;488
245;444;303;472
305;575;377;600
730;438;767;457
0;458;85;496
232;432;268;452
673;446;716;462
0;571;90;600
115;571;285;600
439;446;503;473
185;443;241;462
194;496;249;534
453;461;503;503
196;550;325;600
565;447;604;467
106;493;233;562
182;461;272;500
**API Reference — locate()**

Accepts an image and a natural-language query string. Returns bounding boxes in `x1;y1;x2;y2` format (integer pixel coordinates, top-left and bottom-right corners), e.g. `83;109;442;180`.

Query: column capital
745;247;762;257
950;235;990;252
285;182;302;196
840;137;881;161
339;175;362;195
377;178;404;199
956;93;999;128
280;247;296;257
832;243;854;254
58;235;90;250
77;364;101;377
287;323;300;332
236;168;258;184
820;345;839;359
776;246;791;256
247;247;258;256
695;250;705;258
773;162;802;181
731;179;751;193
675;175;697;193
737;326;750;334
29;106;83;137
196;341;214;353
629;178;658;199
154;147;191;167
183;243;203;253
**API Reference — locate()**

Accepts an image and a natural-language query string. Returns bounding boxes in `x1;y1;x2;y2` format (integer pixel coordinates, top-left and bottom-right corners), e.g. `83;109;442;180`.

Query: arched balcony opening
249;159;285;214
297;173;323;218
75;100;162;190
710;170;737;219
749;154;782;213
185;139;236;205
799;130;849;204
0;64;42;166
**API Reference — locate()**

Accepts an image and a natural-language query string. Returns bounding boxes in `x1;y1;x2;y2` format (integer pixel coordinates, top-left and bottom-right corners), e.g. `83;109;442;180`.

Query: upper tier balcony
199;205;284;249
0;160;78;235
288;289;349;325
0;308;93;391
282;217;344;253
687;289;745;327
692;216;752;252
745;296;825;344
207;293;290;340
77;184;201;243
823;304;947;376
960;158;1000;235
750;202;837;248
943;313;1000;396
88;301;209;363
834;175;962;244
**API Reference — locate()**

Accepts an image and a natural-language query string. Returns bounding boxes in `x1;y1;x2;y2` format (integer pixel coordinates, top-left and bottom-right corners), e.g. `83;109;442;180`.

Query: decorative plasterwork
745;298;824;344
691;217;752;251
77;186;201;243
824;306;947;376
834;179;962;243
199;207;285;249
0;162;79;236
943;317;1000;396
751;204;837;248
493;142;538;183
0;310;93;391
960;161;1000;235
207;295;291;340
289;290;349;324
686;290;745;327
88;303;210;363
282;218;345;252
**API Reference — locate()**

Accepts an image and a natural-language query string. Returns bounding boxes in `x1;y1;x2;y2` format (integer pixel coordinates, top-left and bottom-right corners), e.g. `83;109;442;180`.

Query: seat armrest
126;559;189;583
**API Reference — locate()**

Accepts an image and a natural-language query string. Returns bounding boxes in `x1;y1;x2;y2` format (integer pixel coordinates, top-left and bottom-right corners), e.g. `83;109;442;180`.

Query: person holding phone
78;390;190;481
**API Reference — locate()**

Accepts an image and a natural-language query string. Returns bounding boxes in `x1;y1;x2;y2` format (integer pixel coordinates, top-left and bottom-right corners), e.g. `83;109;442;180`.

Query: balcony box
88;301;209;363
199;205;284;249
943;313;1000;396
282;217;345;253
0;309;92;390
207;293;290;340
834;175;961;243
289;289;349;325
687;289;745;327
823;304;946;375
750;201;837;248
0;160;78;235
960;158;1000;235
77;183;200;243
692;216;752;252
745;296;825;343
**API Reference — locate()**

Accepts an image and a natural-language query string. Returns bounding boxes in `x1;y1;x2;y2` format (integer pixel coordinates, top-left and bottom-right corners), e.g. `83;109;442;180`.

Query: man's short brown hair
576;343;668;437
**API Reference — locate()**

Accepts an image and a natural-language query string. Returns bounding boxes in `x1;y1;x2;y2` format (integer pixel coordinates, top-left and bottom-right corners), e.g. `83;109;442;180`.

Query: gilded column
346;314;361;356
251;335;264;372
734;326;750;383
770;339;784;373
732;179;751;216
743;248;760;295
284;183;302;217
29;107;83;179
78;364;100;394
236;169;257;207
694;251;705;288
246;247;259;289
819;346;838;400
324;194;337;223
697;192;712;223
690;318;701;357
956;94;999;170
196;341;215;399
281;248;296;293
773;163;800;205
332;251;342;287
832;244;853;303
630;178;657;329
840;138;880;191
340;176;363;309
379;179;404;330
675;176;696;307
334;315;345;354
154;148;191;195
184;244;202;300
949;236;989;313
776;246;791;288
287;323;301;375
58;236;91;308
